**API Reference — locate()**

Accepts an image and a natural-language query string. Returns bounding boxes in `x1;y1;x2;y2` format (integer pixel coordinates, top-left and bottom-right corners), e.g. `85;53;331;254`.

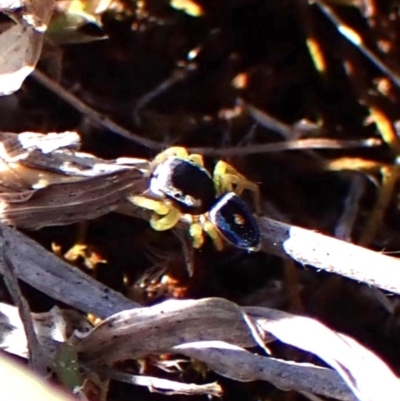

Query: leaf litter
0;1;400;401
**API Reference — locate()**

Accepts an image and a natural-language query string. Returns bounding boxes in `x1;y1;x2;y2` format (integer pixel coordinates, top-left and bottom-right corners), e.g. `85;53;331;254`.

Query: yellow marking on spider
213;160;261;213
130;195;170;215
150;205;181;231
152;146;189;163
189;221;204;249
202;220;224;251
152;146;205;168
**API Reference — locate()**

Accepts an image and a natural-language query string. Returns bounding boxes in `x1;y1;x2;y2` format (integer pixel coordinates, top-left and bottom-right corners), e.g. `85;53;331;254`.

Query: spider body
209;192;260;250
150;156;216;215
130;147;261;251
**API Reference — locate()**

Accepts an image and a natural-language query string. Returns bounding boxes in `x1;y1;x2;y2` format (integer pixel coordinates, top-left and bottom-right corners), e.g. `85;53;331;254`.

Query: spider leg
150;206;181;231
189;218;225;250
189;220;205;249
202;220;225;251
129;195;181;231
213;160;261;214
152;147;190;165
129;195;170;215
153;147;205;168
187;153;205;167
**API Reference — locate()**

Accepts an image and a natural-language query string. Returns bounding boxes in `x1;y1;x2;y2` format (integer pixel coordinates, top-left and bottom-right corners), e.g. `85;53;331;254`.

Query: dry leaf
75;298;400;401
0;24;41;95
0;0;55;95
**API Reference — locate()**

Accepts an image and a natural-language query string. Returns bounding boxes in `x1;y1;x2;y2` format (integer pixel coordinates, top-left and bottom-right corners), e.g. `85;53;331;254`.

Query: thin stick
134;67;196;125
316;1;400;89
33;70;381;156
188;137;381;156
240;100;300;140
334;173;366;241
32;70;163;150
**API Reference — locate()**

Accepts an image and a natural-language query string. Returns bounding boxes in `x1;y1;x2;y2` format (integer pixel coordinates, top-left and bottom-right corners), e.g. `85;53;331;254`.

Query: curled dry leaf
0;130;148;228
75;298;400;401
0;23;41;95
0;168;147;229
248;307;400;401
76;298;267;364
0;299;353;400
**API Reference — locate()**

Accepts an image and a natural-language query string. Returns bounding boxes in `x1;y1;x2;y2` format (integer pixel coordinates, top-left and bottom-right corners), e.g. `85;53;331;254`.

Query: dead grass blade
259;217;400;296
0;221;137;318
0;168;146;229
0;226;398;400
248;306;400;401
73;298;400;401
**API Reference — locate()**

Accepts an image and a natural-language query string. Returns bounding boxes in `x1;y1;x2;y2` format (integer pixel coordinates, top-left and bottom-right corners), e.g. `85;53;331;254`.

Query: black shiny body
150;157;260;250
209;192;260;250
151;157;216;214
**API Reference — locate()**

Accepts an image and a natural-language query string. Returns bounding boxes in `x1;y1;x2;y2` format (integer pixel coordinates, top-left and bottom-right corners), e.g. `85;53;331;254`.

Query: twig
188;137;381;156
134;66;197;125
33;71;381;156
334;173;366;241
90;367;222;397
32;70;163;150
240;99;301;140
315;1;400;89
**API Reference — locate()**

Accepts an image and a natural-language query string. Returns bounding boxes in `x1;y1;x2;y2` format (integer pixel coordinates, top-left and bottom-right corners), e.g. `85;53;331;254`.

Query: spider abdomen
209;192;261;251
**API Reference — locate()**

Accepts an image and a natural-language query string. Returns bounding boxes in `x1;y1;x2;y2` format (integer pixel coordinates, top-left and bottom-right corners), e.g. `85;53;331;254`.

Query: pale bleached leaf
248;306;400;401
76;298;400;401
0;24;41;95
0;0;55;95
